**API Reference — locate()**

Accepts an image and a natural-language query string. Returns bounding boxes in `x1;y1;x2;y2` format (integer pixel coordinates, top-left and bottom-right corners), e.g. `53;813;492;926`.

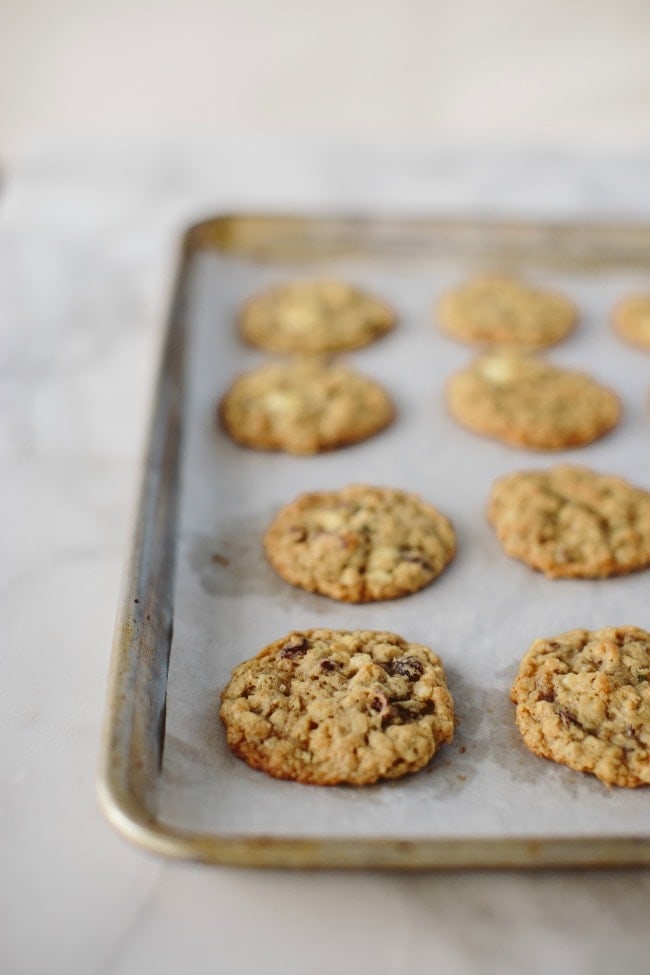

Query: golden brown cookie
511;626;650;787
264;485;456;602
218;359;395;455
437;275;577;347
487;465;650;579
220;629;455;785
612;293;650;351
445;352;621;449
238;280;396;354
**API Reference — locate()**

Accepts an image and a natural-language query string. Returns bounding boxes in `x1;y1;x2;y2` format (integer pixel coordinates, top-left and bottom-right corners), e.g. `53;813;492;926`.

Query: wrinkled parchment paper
159;247;650;840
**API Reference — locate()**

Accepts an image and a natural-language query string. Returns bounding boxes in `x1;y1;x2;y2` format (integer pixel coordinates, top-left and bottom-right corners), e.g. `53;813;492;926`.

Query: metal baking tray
99;214;650;869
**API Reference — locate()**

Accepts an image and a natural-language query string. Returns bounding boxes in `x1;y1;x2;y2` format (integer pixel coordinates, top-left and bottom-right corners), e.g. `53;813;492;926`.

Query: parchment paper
159;246;650;840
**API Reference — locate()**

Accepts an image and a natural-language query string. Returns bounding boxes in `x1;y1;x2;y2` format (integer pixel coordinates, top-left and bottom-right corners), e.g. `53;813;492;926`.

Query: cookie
487;465;650;579
511;626;650;787
238;280;396;354
445;352;621;449
438;275;577;347
264;485;455;602
612;293;650;351
219;359;395;455
220;628;455;785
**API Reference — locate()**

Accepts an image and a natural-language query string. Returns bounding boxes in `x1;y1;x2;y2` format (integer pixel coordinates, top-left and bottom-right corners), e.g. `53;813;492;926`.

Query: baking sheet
157;246;650;843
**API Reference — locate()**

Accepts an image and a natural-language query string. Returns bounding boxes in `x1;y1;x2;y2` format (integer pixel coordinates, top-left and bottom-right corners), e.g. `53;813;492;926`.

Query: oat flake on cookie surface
511;627;650;787
218;358;394;455
445;351;621;450
487;465;650;579
219;629;455;785
238;279;396;354
264;485;456;603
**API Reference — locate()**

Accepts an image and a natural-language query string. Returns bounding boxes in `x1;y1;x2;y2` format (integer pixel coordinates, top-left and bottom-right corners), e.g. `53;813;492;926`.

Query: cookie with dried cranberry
218;358;395;455
437;275;577;347
238;280;396;354
511;626;650;787
487;465;650;579
220;629;455;785
264;485;455;602
612;293;650;350
445;351;620;449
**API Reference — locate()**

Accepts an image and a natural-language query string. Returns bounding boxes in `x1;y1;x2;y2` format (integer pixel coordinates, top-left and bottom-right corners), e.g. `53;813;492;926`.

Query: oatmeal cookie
264;485;455;602
612;293;650;351
219;359;395;455
511;626;650;787
437;275;577;347
220;629;455;785
238;280;396;354
445;352;620;449
487;465;650;579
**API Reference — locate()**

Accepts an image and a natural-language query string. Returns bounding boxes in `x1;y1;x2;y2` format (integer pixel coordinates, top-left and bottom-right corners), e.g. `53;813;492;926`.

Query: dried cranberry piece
279;636;310;659
393;700;434;723
370;691;395;727
390;656;424;681
558;708;578;728
320;659;339;672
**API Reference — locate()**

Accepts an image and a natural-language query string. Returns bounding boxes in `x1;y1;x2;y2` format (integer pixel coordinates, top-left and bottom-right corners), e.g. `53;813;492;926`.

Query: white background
1;0;650;152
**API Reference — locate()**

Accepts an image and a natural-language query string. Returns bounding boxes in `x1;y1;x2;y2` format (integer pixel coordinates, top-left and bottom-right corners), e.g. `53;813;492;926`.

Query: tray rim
98;212;650;870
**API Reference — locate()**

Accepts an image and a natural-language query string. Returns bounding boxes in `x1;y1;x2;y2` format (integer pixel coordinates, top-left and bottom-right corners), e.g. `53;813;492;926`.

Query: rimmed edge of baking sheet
98;213;650;870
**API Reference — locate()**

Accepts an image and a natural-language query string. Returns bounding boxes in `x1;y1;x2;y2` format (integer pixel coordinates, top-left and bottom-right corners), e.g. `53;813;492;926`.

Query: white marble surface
3;1;650;151
3;139;650;975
